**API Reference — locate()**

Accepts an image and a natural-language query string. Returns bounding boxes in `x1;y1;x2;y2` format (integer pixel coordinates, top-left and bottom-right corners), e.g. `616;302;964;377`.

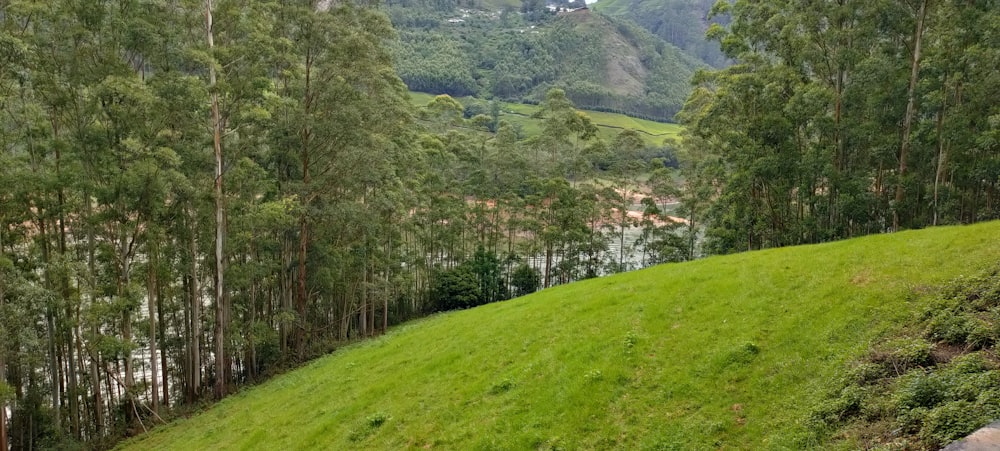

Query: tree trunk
45;303;61;432
618;205;627;270
71;310;86;439
158;276;168;409
147;243;159;415
188;210;201;401
296;216;309;354
933;114;946;226
544;244;552;288
122;286;135;425
894;0;928;231
383;257;390;334
84;190;104;439
1;295;7;451
296;44;314;357
360;265;368;338
206;0;227;401
36;212;63;434
54;142;82;439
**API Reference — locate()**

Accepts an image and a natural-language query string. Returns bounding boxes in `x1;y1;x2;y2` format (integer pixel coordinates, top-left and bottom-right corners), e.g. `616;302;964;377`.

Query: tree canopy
678;0;1000;253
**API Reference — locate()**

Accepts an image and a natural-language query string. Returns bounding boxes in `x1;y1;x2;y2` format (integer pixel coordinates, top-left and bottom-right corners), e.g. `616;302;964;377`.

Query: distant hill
408;90;684;146
120;222;1000;449
592;0;730;68
388;4;705;121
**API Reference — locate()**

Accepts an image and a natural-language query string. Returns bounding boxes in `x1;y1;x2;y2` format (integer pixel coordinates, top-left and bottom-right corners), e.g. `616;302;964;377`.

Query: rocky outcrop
942;421;1000;451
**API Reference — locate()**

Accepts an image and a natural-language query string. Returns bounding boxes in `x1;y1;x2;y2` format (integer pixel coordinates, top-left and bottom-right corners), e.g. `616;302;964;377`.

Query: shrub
941;370;1000;403
878;338;933;373
920;400;989;448
894;372;945;410
859;394;895;421
966;318;996;350
975;389;1000;419
945;352;992;374
431;265;483;311
932;353;999;402
895;407;929;435
926;313;972;345
511;263;541;297
810;384;865;427
846;362;889;386
812;267;1000;448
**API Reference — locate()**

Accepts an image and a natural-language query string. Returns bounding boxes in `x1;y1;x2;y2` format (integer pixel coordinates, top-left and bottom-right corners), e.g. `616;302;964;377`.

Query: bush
431;265;483;311
859;394;895;421
945;352;992;374
941;370;1000;403
966;318;996;350
926;313;973;345
920;400;989;448
511;263;541;297
810;384;865;427
975;389;1000;419
894;372;946;410
944;271;1000;310
895;407;929;435
846;362;889;386
877;338;933;373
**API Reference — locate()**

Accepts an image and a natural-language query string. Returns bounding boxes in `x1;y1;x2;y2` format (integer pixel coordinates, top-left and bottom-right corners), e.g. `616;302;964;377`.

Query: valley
389;2;705;121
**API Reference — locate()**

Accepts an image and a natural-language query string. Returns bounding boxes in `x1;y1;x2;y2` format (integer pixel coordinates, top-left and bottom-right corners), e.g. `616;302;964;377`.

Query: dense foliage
0;0;684;447
679;0;1000;253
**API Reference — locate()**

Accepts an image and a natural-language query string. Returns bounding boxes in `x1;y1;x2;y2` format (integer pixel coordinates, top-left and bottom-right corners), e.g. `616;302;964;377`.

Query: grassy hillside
409;91;683;146
121;222;1000;450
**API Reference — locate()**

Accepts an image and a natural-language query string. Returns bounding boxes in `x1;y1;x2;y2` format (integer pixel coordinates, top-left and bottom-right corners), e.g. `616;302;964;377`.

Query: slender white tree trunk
206;0;227;400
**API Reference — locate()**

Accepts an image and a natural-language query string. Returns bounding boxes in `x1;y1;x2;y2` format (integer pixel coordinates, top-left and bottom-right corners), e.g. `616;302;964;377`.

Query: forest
0;1;686;448
1;0;999;449
593;0;730;67
681;0;1000;252
387;0;705;121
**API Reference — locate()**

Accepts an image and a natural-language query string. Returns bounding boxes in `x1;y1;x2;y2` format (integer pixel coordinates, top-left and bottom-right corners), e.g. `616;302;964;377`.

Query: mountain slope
389;7;704;121
408;91;685;146
593;0;730;67
121;222;1000;449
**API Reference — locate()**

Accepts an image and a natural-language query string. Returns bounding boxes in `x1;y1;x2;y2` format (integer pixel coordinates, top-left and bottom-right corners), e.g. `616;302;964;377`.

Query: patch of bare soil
931;342;967;364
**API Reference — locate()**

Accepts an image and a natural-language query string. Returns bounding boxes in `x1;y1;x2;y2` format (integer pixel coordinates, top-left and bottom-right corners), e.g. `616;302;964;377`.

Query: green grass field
408;91;683;146
120;221;1000;450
